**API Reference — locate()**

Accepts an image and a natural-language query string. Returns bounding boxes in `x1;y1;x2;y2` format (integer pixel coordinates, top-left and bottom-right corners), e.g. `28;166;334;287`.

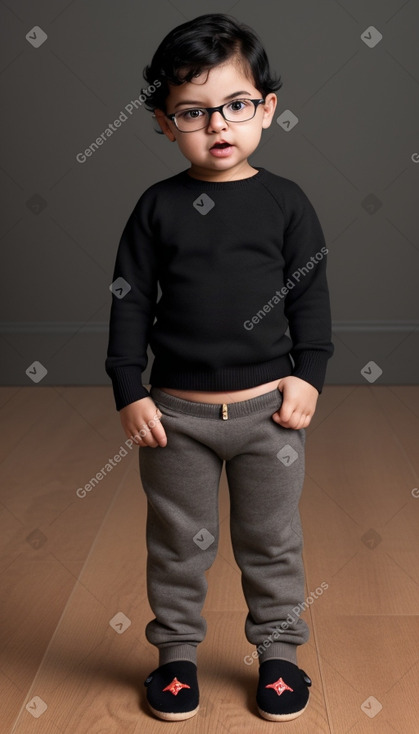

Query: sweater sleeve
105;194;158;410
282;185;334;393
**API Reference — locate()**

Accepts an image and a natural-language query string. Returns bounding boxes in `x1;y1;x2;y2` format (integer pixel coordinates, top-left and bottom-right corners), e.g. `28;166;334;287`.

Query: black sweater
105;167;333;410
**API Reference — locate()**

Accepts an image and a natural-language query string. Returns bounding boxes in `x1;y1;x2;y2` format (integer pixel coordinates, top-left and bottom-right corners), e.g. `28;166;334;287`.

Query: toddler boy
106;12;333;722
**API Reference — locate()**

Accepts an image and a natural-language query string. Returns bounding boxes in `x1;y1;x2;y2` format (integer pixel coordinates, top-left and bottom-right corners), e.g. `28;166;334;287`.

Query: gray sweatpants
139;386;309;667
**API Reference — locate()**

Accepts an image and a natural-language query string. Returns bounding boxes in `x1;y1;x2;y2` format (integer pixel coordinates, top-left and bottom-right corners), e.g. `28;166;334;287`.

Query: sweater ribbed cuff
110;366;150;410
292;350;332;394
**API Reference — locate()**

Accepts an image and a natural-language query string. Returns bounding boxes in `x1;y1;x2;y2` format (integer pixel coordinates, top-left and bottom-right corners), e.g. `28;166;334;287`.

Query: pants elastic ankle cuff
158;644;198;666
257;642;298;666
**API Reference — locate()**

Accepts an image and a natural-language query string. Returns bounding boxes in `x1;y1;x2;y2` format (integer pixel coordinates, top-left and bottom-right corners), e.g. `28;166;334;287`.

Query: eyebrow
174;91;253;109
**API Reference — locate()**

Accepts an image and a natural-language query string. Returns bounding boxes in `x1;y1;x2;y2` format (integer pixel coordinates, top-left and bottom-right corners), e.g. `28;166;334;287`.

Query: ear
154;109;177;141
261;93;277;129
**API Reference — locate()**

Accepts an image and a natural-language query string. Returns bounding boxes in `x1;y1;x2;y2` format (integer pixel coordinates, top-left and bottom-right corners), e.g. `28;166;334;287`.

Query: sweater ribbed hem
106;348;334;410
149;355;293;393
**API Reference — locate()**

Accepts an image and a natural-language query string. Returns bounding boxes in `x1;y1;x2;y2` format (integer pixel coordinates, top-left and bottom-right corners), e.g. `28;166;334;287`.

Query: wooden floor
0;385;418;733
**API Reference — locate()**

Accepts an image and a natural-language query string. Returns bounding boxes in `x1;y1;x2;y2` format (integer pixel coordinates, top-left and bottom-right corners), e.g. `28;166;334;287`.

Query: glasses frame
166;98;266;132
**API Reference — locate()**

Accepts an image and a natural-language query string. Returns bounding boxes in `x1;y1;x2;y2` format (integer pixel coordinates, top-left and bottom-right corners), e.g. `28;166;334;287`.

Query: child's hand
120;397;167;448
272;376;319;430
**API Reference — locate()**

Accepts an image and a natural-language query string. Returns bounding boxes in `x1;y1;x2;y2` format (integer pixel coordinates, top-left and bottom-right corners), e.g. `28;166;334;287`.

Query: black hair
142;13;283;133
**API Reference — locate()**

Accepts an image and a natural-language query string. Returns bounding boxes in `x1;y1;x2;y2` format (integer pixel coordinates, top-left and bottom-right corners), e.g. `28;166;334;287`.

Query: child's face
154;59;277;180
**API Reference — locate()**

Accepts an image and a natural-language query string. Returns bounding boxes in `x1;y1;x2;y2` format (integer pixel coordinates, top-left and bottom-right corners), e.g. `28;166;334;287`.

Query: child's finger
132;414;167;447
151;421;167;447
132;426;159;448
278;400;295;425
148;409;167;446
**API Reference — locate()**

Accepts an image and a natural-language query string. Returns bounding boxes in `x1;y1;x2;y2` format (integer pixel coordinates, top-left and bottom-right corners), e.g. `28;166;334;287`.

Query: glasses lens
175;100;257;131
176;108;208;131
223;99;256;122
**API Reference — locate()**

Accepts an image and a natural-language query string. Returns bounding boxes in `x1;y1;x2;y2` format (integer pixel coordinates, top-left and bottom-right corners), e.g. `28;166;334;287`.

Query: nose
207;110;228;131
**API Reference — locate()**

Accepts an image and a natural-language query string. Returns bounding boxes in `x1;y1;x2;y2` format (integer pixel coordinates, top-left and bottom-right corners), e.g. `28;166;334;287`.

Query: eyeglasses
166;98;266;132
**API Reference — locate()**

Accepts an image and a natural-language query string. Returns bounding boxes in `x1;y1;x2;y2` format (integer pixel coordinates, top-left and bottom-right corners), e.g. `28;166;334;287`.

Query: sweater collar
178;166;266;189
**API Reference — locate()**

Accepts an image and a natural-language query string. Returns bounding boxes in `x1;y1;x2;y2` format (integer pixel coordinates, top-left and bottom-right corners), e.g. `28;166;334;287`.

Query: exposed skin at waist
158;378;280;404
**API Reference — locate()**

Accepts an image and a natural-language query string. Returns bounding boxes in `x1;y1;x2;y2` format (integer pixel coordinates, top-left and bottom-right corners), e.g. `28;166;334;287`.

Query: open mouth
211;142;233;149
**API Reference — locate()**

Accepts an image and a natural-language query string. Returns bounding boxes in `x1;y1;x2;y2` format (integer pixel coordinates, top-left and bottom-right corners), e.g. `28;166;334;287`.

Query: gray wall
1;0;418;389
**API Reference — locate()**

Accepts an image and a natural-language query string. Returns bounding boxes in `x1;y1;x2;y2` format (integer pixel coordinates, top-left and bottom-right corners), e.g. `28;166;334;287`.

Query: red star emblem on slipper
265;677;294;696
162;677;191;696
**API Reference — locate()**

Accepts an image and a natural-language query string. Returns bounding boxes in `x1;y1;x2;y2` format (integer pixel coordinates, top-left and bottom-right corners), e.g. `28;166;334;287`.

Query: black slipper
144;661;199;721
256;659;312;721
